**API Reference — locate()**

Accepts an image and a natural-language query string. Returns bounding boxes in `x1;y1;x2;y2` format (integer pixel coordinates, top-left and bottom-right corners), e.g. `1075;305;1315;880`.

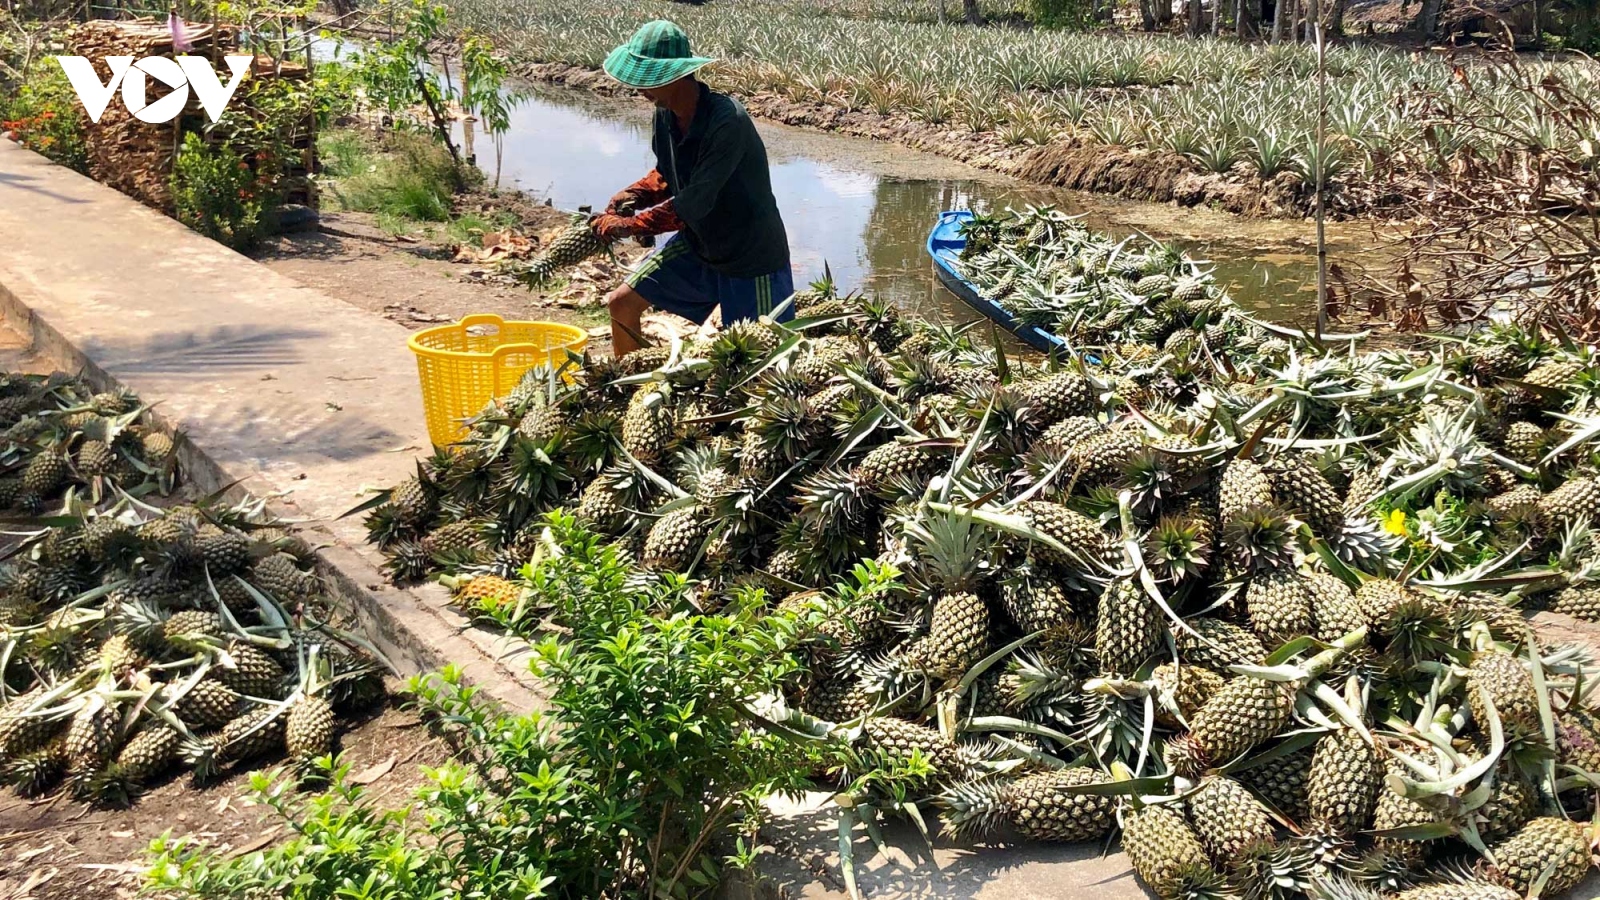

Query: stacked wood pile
68;19;316;212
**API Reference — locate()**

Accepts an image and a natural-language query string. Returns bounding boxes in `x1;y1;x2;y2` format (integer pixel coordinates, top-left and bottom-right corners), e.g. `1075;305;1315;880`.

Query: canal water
476;84;1357;327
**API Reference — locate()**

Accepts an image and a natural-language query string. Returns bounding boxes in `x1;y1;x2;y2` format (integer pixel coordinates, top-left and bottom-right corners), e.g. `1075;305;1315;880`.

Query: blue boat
927;210;1070;354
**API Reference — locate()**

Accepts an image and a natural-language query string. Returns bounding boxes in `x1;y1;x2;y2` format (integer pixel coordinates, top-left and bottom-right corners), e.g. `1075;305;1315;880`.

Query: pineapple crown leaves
901;504;995;592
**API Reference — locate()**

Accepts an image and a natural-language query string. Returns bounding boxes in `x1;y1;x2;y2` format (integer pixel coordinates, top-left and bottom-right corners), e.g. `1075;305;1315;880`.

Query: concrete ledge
0;141;543;713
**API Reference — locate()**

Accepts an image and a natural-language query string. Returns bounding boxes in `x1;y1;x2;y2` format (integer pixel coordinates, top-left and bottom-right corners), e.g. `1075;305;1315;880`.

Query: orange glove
606;170;671;215
591;201;684;242
590;213;639;242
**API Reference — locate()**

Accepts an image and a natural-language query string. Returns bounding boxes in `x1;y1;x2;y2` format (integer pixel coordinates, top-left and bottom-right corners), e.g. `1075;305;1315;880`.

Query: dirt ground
255;193;702;354
0;697;451;900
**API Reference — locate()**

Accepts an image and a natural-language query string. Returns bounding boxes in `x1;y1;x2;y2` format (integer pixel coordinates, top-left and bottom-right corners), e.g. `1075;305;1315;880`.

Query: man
591;21;793;356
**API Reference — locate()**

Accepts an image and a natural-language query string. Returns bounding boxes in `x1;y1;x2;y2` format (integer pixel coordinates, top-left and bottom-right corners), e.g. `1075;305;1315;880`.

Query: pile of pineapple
0;372;383;807
954;205;1275;351
368;229;1600;897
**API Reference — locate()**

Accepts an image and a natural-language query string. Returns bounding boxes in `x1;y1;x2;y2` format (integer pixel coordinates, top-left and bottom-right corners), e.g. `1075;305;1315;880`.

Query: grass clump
323;131;463;223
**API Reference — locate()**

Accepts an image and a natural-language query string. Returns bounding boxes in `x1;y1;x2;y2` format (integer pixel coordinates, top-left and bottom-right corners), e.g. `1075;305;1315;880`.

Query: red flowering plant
0;69;88;173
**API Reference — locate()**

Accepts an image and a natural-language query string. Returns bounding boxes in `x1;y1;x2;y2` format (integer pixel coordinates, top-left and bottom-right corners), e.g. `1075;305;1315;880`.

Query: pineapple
1355;578;1424;630
999;569;1077;634
859;717;978;784
1096;578;1162;676
114;723;179;784
800;675;873;723
390;475;436;529
1244;569;1314;648
216;642;286;698
1265;456;1343;536
942;767;1115;842
1556;706;1600;774
217;705;287;763
854;441;938;494
1539;476;1600;528
0;686;66;756
1466;651;1539;734
1020;372;1096;424
1016;501;1114;570
1219;458;1274;521
1037;415;1103;450
1343;466;1387;515
622;388;676;465
520;219;609;283
422;522;484;562
1307;572;1363;642
175;679;241;729
75;439;116;478
196;528;252;575
1523;358;1586;392
1184;775;1276;861
286;695;336;761
251;553;311;601
1238;748;1312;822
1122;804;1222;900
642;506;715;571
1175;618;1266;670
64;698;118;771
21;449;69;499
453;574;522;612
1475;766;1538;844
1164;674;1298;777
1369;760;1439;866
518;402;568;445
1150;663;1225;728
1502;421;1546;464
903;592;990;681
1482;817;1592;896
2;737;67;797
140;430;176;466
575;474;628;532
1306;727;1383;835
1486;484;1542;523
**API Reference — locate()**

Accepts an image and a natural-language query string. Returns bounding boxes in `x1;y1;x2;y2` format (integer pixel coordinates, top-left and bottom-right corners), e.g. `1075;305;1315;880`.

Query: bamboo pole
1313;0;1328;341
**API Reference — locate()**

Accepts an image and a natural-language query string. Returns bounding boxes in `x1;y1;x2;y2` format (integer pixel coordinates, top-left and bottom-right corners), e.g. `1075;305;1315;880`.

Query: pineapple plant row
366;219;1600;898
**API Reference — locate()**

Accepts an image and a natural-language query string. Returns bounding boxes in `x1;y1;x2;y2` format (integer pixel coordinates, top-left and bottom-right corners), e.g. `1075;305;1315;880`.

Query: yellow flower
1383;509;1408;536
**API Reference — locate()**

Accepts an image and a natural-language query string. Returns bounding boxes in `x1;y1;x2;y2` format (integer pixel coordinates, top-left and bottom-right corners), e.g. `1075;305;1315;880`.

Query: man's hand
590;213;639;242
605;189;639;216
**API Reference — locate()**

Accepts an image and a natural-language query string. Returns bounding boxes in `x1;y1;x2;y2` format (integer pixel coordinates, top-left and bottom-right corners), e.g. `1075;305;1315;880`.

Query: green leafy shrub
170;132;266;251
0;66;88;173
1024;0;1095;29
148;513;837;899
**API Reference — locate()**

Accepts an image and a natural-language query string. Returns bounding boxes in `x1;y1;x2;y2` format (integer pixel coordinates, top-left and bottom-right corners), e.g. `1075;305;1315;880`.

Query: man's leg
607;284;651;357
612;235;716;358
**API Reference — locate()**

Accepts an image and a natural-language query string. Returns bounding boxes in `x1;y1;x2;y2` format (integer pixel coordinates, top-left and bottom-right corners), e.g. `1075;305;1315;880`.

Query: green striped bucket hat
603;20;714;89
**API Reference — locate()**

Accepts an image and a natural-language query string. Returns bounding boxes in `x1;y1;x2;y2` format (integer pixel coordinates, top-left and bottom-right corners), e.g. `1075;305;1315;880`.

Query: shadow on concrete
760;800;1140;900
0;170;90;205
81;325;325;375
186;396;413;467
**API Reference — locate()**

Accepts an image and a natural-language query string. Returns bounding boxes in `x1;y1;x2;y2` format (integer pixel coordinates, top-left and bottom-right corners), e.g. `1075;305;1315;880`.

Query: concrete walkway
0;141;543;707
0;142;1154;899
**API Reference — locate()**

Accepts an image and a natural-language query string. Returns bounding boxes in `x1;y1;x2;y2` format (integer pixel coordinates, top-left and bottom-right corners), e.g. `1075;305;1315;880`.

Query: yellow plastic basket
408;314;588;447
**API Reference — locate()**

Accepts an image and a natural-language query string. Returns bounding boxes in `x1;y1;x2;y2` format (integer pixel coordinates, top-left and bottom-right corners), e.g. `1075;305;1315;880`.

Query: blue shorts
626;234;795;325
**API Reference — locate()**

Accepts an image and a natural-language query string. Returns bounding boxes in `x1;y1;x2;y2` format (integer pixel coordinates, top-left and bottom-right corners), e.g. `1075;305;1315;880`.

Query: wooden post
1313;0;1328;341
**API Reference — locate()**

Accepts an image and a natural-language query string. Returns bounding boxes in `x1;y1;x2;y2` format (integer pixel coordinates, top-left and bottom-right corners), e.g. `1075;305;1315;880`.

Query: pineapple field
451;0;1600;215
0;372;387;809
360;206;1600;898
